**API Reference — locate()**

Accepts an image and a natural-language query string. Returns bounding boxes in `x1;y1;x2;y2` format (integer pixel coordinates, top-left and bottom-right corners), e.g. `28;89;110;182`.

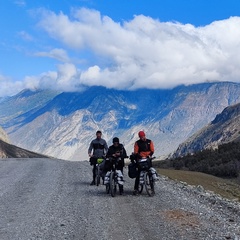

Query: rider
105;137;127;194
106;137;127;172
88;130;108;185
131;131;154;195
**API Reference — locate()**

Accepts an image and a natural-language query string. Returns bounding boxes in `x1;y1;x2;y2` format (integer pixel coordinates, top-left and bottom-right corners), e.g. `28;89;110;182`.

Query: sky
1;0;240;97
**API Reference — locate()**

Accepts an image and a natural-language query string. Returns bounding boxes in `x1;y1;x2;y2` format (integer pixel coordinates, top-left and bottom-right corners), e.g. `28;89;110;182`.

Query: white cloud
0;63;81;97
35;63;84;92
2;8;240;96
0;75;27;97
35;48;70;62
36;9;240;90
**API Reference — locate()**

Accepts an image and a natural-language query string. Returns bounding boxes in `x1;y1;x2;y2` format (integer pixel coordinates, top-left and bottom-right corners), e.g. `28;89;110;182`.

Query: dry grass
155;168;240;202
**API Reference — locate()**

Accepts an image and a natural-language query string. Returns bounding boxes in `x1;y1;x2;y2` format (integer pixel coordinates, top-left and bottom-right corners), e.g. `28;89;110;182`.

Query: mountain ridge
1;81;240;160
0;139;50;158
173;102;240;157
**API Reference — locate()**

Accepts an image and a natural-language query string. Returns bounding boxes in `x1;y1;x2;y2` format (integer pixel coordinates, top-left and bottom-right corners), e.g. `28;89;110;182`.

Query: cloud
35;48;70;62
2;8;240;96
0;63;82;97
36;9;240;90
28;63;84;92
0;75;27;97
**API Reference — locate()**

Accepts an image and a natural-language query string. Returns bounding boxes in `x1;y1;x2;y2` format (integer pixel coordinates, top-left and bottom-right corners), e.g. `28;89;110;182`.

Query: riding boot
119;185;124;195
90;180;96;185
90;175;96;185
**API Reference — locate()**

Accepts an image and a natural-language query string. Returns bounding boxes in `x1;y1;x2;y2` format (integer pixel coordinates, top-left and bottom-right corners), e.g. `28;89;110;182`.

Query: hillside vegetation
154;142;240;201
156;141;240;178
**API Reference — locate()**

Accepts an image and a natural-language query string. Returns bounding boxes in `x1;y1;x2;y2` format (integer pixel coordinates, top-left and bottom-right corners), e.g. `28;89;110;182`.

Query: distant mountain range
172;102;240;157
1;81;240;160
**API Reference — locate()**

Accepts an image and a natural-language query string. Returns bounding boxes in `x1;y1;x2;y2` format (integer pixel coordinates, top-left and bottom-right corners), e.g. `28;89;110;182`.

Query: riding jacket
105;143;127;171
106;144;127;159
88;138;108;158
134;138;154;158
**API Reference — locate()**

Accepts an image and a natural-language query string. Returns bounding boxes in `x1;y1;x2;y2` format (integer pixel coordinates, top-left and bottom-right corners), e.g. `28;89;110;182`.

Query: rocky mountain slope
173;102;240;157
1;82;240;160
0;139;49;158
0;89;59;128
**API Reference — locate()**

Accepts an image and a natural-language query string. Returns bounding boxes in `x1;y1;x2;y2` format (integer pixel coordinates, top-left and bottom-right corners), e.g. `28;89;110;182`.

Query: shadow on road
72;180;90;186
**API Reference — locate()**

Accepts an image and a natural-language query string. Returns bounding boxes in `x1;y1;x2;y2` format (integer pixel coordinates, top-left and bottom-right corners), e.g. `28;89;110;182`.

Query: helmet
112;137;119;143
138;131;145;138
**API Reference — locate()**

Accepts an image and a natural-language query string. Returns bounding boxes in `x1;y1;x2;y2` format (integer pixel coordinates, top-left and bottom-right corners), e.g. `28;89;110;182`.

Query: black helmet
112;137;119;143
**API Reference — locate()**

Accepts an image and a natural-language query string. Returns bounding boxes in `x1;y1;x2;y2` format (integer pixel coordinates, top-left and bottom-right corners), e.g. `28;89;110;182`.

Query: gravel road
0;158;240;240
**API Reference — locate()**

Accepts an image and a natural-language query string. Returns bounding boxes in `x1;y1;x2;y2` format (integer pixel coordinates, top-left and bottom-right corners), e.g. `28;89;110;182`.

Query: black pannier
128;162;138;178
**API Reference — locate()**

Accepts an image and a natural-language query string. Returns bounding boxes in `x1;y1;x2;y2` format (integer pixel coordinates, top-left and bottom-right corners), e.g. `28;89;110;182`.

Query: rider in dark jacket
105;137;127;195
106;137;127;173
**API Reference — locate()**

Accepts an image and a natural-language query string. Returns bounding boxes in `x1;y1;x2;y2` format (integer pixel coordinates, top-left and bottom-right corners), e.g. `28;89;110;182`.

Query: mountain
172;102;240;157
0;89;59;128
0;126;9;143
0;139;49;158
1;82;240;160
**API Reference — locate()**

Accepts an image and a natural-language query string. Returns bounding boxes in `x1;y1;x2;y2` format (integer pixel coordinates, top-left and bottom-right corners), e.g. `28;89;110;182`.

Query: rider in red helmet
134;131;154;158
132;131;154;195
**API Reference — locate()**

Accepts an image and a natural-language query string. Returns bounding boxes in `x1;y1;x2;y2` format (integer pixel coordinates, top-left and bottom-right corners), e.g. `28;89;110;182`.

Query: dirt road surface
0;158;239;240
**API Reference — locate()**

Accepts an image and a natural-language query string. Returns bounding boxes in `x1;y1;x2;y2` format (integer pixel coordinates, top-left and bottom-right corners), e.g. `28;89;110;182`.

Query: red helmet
138;131;145;138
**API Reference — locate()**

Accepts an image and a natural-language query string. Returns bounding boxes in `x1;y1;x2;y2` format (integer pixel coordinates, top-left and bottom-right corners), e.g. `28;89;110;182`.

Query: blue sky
1;0;240;96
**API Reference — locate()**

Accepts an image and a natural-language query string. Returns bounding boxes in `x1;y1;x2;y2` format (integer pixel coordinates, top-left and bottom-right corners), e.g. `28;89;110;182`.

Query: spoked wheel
144;171;155;196
110;172;117;197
